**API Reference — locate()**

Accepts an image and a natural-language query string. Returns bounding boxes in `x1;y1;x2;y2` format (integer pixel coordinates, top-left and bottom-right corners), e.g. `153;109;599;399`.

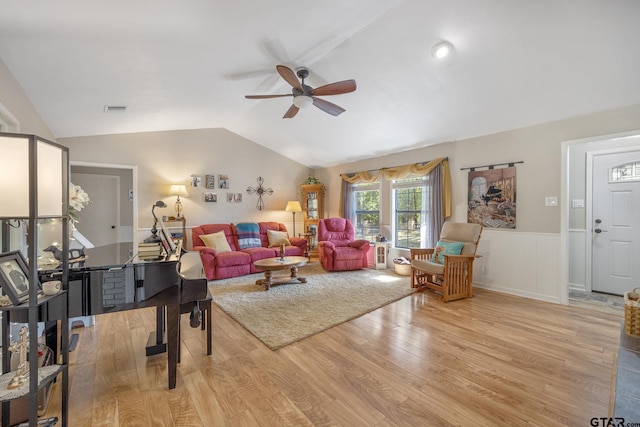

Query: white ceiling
1;0;640;168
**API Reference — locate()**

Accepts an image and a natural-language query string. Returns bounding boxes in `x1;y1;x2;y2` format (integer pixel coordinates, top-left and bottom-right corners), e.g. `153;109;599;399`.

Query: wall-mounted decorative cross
246;177;273;210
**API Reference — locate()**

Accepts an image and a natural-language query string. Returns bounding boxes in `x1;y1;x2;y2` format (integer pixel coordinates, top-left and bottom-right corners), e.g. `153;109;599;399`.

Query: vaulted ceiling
1;1;640;168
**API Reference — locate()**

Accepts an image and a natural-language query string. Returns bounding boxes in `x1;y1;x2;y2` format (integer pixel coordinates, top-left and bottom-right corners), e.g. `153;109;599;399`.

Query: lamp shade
0;134;65;217
292;96;313;109
169;184;189;197
285;201;302;212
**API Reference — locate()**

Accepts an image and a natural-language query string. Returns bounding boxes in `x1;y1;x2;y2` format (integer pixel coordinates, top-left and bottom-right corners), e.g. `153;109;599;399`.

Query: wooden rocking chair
410;222;483;302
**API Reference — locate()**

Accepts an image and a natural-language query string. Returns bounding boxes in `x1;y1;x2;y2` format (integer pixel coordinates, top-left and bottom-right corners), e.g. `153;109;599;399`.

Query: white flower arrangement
69;183;90;222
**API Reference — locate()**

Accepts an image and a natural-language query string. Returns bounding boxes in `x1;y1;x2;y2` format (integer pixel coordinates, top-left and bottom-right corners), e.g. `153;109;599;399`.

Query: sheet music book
158;219;178;253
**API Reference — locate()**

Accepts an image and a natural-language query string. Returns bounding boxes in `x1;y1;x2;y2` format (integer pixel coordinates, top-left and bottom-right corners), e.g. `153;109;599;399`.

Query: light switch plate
545;196;558;207
571;199;584;208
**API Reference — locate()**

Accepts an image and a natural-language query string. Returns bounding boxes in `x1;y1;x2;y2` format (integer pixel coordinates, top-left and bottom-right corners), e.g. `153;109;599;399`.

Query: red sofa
192;222;307;280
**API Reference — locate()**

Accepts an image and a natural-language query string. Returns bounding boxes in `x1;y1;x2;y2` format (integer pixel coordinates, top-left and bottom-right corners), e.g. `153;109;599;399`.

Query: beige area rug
208;263;415;350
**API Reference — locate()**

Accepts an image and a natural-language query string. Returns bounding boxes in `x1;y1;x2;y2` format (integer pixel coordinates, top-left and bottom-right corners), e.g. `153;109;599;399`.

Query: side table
374;241;390;269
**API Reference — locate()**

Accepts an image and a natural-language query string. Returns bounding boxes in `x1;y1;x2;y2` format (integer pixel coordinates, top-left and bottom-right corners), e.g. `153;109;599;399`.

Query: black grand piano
10;243;210;390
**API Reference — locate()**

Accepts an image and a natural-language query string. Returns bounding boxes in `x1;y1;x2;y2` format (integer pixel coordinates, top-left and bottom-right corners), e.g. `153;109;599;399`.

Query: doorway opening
562;130;640;312
70;162;138;246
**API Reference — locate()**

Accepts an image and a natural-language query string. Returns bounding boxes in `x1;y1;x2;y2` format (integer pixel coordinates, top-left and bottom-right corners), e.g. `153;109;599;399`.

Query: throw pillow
235;222;261;249
434;241;464;264
200;231;232;253
267;229;291;248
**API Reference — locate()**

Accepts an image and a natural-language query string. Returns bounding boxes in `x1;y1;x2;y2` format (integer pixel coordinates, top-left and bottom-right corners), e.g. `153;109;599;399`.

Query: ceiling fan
245;65;356;118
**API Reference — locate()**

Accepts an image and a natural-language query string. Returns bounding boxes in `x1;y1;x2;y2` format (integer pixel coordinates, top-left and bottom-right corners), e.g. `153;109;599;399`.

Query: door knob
594;228;608;233
111;225;116;229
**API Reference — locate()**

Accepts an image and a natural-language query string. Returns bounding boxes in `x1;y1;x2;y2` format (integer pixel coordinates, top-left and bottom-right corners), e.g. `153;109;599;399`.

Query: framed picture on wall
0;250;36;305
203;192;217;203
219;174;229;189
189;175;202;187
205;174;215;189
467;166;517;229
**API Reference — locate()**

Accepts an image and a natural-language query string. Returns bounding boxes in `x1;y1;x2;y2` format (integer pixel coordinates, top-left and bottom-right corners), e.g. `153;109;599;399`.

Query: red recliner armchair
318;218;371;271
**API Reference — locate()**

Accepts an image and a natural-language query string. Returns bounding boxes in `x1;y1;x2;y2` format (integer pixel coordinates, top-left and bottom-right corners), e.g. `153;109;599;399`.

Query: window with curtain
341;158;449;248
353;182;380;240
393;176;430;248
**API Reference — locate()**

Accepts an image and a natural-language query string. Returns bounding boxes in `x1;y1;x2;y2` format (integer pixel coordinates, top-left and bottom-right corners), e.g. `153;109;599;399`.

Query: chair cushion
267;229;291;247
334;246;364;261
201;231;232;253
235;222;261;249
412;258;444;275
434;241;464;264
440;222;482;255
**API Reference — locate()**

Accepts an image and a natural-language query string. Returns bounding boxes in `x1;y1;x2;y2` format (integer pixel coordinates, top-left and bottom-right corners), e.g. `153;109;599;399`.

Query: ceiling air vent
103;105;127;113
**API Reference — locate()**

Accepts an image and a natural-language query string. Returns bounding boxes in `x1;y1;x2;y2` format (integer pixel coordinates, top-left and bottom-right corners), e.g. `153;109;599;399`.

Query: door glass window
611;162;640;182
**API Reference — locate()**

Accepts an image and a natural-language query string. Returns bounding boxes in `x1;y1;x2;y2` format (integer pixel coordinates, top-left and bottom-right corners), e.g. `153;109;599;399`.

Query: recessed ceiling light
432;41;453;59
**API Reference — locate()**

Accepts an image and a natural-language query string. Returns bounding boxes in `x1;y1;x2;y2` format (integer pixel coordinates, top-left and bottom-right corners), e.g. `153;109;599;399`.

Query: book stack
138;242;163;260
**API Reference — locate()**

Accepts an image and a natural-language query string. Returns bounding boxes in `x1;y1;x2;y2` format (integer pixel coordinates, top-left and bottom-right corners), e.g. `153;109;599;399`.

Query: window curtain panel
427;164;444;247
340;157;451;219
339;179;356;222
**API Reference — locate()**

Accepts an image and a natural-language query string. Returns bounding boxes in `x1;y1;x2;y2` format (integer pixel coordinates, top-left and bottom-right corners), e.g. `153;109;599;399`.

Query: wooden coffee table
253;256;308;290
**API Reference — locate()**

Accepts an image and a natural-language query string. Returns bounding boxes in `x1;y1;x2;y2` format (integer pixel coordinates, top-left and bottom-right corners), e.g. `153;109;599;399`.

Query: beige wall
59;129;312;236
317;104;640;234
0;58;54;139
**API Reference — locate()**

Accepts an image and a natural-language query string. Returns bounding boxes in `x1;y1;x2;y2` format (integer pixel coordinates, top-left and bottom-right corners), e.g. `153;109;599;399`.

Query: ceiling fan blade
276;65;303;91
311;80;357;96
283;104;299;119
245;94;292;99
312;97;346;116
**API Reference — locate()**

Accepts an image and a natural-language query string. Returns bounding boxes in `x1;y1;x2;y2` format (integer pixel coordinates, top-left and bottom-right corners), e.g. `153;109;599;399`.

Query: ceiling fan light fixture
293;95;313;109
432;41;453;59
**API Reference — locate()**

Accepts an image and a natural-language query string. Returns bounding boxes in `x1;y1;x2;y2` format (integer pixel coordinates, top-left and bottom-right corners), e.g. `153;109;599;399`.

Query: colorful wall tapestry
467;166;516;228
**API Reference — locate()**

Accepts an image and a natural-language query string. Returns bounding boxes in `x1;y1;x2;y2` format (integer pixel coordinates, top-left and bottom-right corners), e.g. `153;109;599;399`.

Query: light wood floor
41;287;622;426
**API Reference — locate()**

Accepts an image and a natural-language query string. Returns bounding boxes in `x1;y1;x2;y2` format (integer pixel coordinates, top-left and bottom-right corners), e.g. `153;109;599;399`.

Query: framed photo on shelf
0;250;37;305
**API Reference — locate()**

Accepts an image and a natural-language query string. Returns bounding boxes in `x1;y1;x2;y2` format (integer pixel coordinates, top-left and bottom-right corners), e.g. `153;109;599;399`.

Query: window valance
340;157;451;217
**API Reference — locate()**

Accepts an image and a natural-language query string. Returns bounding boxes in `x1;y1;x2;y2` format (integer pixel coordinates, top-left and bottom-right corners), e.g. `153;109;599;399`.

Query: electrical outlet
545;196;558;207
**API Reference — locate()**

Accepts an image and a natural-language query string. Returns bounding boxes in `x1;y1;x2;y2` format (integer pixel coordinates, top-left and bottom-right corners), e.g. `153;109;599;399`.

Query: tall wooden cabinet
300;184;324;256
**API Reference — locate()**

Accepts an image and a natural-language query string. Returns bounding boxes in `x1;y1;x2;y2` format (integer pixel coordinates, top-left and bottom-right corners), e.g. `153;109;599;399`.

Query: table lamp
169;184;188;218
285;201;302;236
144;200;167;243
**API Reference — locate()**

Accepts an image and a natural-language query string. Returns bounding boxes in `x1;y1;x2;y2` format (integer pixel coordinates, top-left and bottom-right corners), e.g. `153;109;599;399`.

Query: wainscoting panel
568;229;587;291
474;229;562;303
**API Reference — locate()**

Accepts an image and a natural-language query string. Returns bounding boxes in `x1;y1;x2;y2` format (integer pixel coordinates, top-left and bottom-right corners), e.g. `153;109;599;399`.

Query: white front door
71;173;119;247
592;151;640;295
